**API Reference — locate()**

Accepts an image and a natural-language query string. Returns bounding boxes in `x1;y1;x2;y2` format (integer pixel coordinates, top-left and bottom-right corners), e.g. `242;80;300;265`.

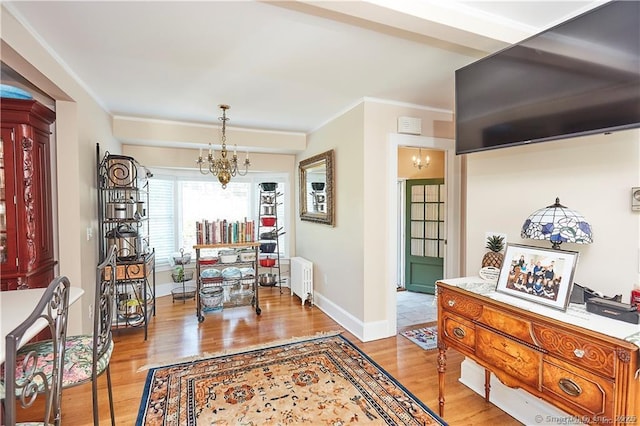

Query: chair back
4;276;71;426
93;245;117;376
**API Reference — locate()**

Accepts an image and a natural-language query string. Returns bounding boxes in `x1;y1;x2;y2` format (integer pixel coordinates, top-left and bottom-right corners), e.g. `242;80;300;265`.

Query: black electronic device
569;283;621;305
455;0;640;155
586;297;639;324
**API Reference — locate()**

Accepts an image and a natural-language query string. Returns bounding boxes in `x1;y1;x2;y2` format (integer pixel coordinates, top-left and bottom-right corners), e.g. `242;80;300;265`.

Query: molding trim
313;291;392;342
113;115;306;137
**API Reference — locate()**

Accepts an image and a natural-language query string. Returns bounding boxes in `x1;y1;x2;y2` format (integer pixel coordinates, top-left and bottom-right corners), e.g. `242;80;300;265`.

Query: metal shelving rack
194;242;261;322
96;143;156;340
170;248;195;303
257;183;284;291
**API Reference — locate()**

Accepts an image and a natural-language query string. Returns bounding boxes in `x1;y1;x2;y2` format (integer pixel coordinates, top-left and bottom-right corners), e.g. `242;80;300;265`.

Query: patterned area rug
136;333;446;425
400;326;438;350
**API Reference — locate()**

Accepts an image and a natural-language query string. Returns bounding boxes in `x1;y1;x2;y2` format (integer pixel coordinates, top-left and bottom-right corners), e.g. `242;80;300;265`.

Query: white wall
298;100;456;341
465;129;640;302
363;102;454;340
296;104;366;335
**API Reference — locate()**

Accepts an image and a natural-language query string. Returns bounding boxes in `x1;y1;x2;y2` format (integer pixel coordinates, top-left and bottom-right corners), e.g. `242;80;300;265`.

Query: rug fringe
136;329;344;372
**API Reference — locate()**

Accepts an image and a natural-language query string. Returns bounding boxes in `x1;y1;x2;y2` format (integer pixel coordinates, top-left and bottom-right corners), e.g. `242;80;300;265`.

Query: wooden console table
437;278;639;425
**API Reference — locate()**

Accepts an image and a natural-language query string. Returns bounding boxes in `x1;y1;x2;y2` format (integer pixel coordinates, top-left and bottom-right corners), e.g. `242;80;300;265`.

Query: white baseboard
313;291;392;342
460;358;579;425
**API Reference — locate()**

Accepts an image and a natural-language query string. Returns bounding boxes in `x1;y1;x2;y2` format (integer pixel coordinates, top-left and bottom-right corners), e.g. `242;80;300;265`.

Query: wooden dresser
437;278;639;425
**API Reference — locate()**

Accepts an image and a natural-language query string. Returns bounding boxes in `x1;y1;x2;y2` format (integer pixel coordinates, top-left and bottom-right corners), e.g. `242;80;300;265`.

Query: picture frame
496;243;579;311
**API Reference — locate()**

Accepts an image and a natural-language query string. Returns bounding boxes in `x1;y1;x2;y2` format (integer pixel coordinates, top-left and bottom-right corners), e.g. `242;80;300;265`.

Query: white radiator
290;257;313;306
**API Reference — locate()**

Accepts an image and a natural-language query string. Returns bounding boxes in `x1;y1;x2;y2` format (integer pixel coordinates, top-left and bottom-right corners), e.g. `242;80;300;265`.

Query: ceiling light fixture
196;104;250;188
412;147;430;170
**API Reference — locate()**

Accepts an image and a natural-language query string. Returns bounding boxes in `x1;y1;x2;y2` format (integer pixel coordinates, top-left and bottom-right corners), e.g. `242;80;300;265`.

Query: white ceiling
3;0;607;138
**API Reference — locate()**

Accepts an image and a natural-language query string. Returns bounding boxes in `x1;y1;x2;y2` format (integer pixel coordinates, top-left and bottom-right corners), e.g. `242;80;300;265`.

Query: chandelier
196;104;250;188
412;147;430;170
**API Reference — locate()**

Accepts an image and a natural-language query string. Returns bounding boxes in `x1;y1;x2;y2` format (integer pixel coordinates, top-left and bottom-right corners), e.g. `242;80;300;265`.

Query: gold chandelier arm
196;157;210;175
236;158;251;176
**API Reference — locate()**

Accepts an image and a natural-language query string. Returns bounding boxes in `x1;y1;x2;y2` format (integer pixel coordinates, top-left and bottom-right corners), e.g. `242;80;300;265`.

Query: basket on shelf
172;252;191;265
171;269;194;283
200;286;224;312
231;291;254;306
171;285;196;300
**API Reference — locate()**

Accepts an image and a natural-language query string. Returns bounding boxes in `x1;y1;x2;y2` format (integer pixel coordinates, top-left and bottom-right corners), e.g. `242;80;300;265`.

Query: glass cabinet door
0;128;18;273
1;134;6;265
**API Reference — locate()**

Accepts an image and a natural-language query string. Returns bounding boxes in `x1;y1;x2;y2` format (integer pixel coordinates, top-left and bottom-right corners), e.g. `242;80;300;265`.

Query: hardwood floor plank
50;287;520;425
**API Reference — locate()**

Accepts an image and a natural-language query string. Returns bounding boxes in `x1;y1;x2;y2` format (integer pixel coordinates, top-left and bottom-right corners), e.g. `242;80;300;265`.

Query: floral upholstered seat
2;277;71;426
9;335;114;390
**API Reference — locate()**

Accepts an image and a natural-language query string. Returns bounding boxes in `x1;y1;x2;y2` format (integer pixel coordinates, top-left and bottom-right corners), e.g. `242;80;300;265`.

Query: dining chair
57;244;118;425
1;275;71;426
7;246;118;425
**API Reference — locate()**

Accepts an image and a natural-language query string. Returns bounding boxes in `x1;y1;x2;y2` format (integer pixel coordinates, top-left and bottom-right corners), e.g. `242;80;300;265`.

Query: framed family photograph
496;243;579;311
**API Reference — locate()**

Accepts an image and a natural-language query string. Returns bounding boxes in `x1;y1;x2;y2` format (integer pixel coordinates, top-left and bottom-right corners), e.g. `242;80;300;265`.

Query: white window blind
147;177;176;265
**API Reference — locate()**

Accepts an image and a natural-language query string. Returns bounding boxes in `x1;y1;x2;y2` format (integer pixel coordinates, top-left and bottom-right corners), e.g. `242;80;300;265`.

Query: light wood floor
54;287;520;425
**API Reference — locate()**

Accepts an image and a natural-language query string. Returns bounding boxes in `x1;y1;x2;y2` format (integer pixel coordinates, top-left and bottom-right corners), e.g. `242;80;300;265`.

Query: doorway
386;134;459;336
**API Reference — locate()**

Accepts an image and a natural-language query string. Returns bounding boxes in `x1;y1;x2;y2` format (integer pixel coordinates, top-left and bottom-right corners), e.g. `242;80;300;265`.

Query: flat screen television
455;0;640;155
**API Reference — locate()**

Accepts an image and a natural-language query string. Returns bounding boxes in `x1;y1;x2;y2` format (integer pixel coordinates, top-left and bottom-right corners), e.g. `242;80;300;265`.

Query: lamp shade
521;197;592;249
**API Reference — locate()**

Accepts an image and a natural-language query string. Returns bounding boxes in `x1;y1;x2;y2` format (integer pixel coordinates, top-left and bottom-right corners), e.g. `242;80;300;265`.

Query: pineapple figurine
482;235;505;268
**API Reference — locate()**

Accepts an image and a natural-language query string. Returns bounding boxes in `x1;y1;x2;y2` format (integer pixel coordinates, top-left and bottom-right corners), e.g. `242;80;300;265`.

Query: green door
405;179;445;294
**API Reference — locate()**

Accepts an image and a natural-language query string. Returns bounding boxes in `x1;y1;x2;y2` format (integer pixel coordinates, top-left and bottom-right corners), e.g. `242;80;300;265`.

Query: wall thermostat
632;187;640;211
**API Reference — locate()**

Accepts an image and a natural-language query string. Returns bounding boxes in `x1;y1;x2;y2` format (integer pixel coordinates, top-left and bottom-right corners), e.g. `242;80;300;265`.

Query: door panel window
409;183;445;258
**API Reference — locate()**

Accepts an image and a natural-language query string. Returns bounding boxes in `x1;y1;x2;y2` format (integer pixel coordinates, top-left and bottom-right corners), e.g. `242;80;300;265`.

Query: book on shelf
196;218;255;245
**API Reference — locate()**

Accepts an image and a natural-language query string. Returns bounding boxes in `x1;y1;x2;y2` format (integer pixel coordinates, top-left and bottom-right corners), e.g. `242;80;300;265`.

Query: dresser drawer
532;324;618;378
439;287;483;319
478;306;536;347
442;313;476;352
542;356;614;419
476;326;542;389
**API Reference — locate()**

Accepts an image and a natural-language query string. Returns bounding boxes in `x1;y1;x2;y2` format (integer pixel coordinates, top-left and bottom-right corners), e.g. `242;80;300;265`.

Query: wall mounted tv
455;0;640;155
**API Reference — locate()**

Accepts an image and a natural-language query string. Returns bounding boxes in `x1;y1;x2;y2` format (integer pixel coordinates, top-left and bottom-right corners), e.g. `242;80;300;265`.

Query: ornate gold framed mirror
299;149;334;226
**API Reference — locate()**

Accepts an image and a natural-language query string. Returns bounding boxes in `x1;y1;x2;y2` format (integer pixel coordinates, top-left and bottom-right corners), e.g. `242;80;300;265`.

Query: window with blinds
147;172;287;267
147;178;175;266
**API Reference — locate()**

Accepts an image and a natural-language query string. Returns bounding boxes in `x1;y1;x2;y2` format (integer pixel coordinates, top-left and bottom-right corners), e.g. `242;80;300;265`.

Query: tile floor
396;290;437;328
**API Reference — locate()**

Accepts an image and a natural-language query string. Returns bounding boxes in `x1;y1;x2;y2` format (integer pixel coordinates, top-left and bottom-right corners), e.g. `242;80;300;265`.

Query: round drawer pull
573;349;585;358
453;327;466;339
448;299;455;307
558;378;582;397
